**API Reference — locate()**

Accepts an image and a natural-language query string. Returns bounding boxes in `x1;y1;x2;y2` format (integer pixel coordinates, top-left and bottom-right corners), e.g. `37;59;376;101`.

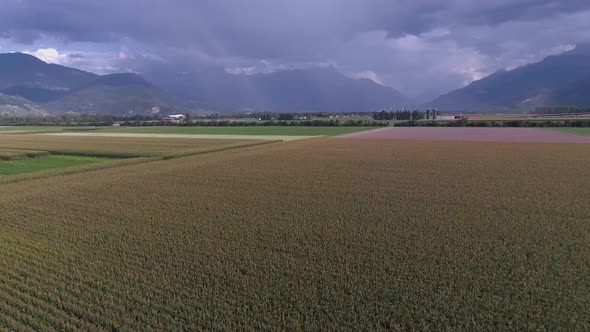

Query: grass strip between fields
0;155;113;176
0;157;160;185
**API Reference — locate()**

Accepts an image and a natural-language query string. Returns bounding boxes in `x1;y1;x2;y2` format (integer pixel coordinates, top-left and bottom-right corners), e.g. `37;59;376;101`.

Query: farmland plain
0;136;589;330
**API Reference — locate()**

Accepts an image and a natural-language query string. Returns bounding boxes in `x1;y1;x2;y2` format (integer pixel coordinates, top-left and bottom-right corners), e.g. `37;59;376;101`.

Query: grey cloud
1;0;590;96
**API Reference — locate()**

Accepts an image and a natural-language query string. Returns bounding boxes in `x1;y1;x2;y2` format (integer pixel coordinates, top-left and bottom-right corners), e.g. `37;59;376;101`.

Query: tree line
121;119;388;127
373;110;438;121
533;106;590;115
0;114;115;126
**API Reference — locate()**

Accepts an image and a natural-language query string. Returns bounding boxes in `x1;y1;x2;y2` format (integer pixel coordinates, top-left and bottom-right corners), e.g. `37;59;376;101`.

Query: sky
1;0;590;100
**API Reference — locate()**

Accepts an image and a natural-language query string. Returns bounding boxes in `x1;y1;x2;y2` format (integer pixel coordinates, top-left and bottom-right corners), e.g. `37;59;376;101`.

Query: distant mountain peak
0;52;97;91
427;46;590;111
0;52;47;69
0;52;45;62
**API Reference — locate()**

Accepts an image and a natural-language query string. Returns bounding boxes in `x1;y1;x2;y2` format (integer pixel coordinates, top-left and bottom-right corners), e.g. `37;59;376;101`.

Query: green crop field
97;125;373;136
0;137;588;330
554;127;590;135
0;155;111;175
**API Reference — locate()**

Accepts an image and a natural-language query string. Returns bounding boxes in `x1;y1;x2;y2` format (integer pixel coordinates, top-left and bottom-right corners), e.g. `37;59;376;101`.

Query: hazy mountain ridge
0;52;411;114
0;53;97;90
146;66;412;112
0;53;172;115
44;73;175;115
0;93;46;115
427;46;590;111
4;48;590;115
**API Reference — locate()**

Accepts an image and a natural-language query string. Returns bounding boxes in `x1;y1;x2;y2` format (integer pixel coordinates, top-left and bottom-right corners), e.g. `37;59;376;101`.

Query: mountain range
428;46;590;111
2;47;590;115
0;52;409;115
144;66;411;113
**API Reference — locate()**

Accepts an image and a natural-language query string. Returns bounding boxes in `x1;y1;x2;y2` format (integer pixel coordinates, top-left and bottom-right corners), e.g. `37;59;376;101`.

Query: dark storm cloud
2;0;590;97
2;0;588;54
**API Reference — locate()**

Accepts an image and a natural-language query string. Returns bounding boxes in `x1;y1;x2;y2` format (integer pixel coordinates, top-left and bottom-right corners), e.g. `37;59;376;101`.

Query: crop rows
0;134;266;158
0;149;49;161
0;138;589;329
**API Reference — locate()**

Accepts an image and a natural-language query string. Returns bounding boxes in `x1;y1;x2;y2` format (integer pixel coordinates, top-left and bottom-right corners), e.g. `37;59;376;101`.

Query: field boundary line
39;132;320;141
0;157;160;185
162;140;281;159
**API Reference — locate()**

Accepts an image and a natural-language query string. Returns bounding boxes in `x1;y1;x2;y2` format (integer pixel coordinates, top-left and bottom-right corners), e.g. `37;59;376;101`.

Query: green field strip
553;128;590;136
0;157;159;185
0;155;112;176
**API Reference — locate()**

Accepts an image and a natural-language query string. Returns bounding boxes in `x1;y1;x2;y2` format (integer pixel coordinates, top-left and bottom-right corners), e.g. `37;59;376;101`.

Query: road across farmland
339;127;590;143
41;132;319;141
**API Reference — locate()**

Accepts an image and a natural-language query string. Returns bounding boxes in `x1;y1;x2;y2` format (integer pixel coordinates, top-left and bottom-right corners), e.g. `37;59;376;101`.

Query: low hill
0;85;68;103
428;46;590;111
45;73;174;115
0;53;97;90
0;53;176;115
147;66;411;112
0;93;46;115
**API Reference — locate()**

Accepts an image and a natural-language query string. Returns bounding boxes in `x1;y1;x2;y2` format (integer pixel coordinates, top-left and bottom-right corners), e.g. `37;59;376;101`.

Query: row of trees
373;110;438;121
121;119;388;127
532;106;590;115
222;112;375;120
0;114;116;126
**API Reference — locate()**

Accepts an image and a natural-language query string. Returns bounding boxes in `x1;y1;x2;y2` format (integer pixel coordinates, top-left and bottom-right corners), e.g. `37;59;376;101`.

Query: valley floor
0;131;588;330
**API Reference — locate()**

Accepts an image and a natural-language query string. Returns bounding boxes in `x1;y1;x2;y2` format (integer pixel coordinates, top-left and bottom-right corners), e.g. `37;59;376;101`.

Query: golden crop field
0;134;268;158
0;138;589;330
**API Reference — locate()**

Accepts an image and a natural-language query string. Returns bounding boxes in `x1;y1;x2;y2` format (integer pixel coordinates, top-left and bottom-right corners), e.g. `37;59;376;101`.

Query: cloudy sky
1;0;590;100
